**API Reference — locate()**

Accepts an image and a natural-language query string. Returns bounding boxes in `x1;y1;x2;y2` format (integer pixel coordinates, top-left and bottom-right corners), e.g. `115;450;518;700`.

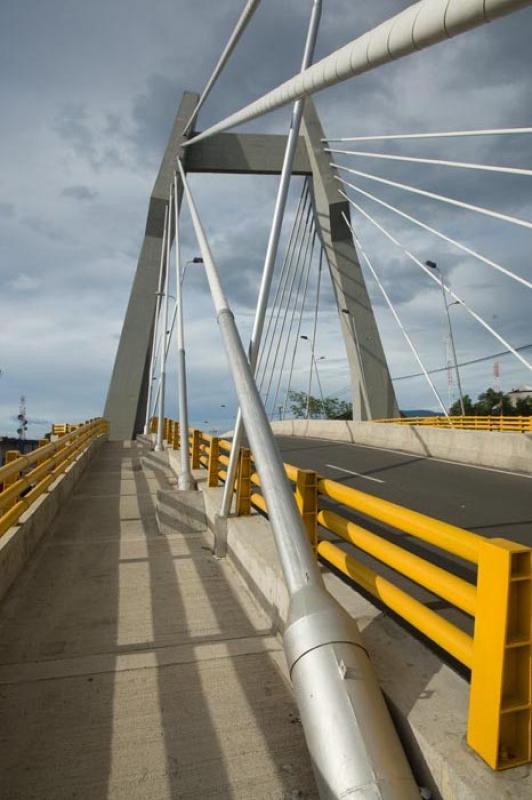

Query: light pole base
213;513;228;559
284;586;419;799
178;472;197;492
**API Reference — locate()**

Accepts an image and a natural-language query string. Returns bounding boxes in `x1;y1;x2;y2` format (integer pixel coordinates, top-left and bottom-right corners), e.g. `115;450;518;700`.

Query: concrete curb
164;447;531;800
0;438;104;603
270;420;532;475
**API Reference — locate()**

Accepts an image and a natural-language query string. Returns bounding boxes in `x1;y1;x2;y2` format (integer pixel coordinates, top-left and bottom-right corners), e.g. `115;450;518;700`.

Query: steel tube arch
177;157;419;800
220;0;322;518
184;0;532;146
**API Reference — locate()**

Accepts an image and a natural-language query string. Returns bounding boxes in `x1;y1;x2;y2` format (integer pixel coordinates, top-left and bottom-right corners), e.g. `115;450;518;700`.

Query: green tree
475;388;514;416
449;387;532;417
514;396;532;416
288;391;352;420
449;394;475;416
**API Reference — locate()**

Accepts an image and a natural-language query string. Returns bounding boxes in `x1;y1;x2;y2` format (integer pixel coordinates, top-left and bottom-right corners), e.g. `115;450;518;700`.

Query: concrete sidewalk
0;440;317;799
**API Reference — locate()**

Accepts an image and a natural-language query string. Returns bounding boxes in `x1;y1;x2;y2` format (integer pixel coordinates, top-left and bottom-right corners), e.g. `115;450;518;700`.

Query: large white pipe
185;0;532;146
177;157;419;800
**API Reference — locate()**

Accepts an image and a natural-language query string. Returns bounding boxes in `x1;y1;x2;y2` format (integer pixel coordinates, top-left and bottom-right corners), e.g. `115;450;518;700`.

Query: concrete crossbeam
186;132;311;175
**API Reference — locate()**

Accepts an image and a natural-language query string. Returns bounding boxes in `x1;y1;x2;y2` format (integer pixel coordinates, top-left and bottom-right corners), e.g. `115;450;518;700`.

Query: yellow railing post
163;417;170;441
236;448;251;515
467;538;532;769
3;451;20;505
150;416;158;434
172;421;180;450
207;436;220;487
37;439;49;465
295;468;318;553
190;429;201;469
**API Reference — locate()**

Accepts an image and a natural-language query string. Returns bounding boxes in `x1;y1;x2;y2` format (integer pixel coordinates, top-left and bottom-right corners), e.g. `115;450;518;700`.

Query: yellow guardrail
151;415;531;771
0;418;108;538
375;415;532;432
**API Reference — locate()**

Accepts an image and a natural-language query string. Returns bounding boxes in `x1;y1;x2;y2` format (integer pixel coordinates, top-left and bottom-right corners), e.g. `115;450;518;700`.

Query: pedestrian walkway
0;440;317;799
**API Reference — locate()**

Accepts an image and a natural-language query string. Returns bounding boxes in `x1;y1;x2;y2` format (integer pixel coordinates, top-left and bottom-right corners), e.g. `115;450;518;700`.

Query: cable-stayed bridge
1;3;532;799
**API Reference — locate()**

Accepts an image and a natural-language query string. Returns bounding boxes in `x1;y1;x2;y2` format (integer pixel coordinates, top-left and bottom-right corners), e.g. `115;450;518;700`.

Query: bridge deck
0;441;316;799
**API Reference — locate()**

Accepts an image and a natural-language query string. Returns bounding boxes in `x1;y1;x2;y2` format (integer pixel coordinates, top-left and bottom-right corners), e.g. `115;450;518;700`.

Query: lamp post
425;260;465;416
300;335;326;417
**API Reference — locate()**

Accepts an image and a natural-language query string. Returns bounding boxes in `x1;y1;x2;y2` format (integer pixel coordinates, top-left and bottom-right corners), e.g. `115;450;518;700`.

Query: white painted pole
219;0;322;518
177;157;419;800
183;0;262;134
173;173;195;488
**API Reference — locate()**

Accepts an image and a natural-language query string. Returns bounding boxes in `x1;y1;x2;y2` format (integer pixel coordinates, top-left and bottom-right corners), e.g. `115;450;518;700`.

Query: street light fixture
425;260;465;415
300;335;326;417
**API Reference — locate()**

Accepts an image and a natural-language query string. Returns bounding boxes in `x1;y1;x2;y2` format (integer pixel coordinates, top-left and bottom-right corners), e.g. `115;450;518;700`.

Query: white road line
325;464;385;484
327;441;532;481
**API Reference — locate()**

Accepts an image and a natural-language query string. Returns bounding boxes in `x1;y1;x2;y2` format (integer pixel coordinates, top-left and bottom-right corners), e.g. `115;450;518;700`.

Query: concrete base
156;488;207;536
157;459;531;800
213;513;228;559
271;419;532;475
0;437;104;603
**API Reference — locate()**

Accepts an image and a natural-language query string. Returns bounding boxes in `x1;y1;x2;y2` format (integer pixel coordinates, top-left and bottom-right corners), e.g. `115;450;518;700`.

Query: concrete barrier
270;419;532;474
0;437;104;603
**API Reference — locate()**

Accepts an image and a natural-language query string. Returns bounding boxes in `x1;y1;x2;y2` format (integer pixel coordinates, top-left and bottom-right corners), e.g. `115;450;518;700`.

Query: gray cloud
1;0;531;434
0;202;15;219
61;185;98;201
53;104;125;171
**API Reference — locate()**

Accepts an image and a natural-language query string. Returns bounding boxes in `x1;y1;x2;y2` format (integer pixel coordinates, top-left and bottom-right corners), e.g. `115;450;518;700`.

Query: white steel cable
341;213;449;417
183;0;262;133
183;0;532;146
258;191;311;391
305;245;323;418
342;193;532;375
269;217;315;416
262;202;314;404
326;148;532;178
282;231;317;418
256;181;309;384
332;163;532;231
335;177;532;291
323;127;532;143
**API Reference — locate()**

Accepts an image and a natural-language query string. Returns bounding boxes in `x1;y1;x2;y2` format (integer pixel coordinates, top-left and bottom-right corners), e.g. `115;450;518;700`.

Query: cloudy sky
1;0;532;437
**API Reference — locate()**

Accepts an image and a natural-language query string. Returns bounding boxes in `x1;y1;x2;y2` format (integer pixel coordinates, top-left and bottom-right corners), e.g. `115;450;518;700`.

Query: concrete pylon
105;90;398;439
301;98;399;420
104;92;199;440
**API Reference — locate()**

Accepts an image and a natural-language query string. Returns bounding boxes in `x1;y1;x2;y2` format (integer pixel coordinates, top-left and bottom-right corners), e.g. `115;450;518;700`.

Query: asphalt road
275;435;532;546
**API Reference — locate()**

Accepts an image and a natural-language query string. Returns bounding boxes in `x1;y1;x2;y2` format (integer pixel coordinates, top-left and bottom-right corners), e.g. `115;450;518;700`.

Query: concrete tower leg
104;92;199;440
301;99;399;420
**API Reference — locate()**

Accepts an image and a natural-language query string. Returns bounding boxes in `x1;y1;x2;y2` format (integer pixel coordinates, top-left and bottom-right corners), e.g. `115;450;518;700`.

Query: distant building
507;385;532;407
0;437;42;466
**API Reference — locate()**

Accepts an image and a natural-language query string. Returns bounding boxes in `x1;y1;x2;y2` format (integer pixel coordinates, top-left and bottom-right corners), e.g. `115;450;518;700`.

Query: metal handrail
0;419;105;484
163;420;530;772
0;419;107;537
375;415;532;431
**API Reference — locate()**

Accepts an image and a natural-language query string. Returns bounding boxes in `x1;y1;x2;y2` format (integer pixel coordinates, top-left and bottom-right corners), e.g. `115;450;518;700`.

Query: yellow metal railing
0;418;108;538
375;415;532;432
150;415;532;771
